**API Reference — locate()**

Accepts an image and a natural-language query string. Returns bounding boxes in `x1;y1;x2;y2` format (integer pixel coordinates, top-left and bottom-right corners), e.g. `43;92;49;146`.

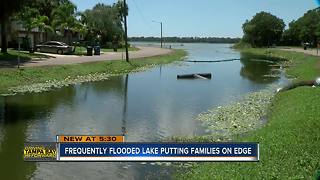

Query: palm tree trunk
1;17;8;53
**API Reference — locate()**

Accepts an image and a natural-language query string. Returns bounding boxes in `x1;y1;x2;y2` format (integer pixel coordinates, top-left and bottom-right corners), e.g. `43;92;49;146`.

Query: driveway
22;46;173;67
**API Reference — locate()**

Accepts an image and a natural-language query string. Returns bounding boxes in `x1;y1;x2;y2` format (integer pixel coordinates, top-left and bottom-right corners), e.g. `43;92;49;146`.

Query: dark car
36;41;74;54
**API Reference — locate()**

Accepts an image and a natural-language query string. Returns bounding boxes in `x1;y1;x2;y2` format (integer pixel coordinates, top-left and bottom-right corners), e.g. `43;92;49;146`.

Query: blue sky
71;0;319;38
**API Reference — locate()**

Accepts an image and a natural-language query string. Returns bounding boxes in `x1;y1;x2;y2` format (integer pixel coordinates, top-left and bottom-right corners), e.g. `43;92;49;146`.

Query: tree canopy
51;1;79;33
17;6;53;36
25;0;71;24
1;0;126;51
242;12;285;47
283;8;320;46
81;2;125;45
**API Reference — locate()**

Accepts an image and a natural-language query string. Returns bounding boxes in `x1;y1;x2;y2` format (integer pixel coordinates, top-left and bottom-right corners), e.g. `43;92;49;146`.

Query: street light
152;20;163;48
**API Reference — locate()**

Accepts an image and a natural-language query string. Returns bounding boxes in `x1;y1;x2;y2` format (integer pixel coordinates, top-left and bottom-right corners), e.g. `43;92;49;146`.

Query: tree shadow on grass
0;52;48;68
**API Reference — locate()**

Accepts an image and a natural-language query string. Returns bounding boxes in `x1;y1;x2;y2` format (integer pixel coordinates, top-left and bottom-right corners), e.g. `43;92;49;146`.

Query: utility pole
152;20;163;48
123;0;129;62
160;22;163;48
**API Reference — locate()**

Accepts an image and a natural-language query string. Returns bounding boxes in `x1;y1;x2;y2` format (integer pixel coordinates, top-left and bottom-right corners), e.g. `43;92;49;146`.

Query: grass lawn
0;49;186;94
0;49;47;62
176;48;320;179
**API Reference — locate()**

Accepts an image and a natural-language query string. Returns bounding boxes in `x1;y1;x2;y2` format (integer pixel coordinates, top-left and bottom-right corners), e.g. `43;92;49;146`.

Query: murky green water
0;43;287;179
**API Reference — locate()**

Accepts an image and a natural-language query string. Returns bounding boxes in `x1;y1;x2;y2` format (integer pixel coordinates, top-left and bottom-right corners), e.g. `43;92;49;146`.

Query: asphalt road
22;46;173;67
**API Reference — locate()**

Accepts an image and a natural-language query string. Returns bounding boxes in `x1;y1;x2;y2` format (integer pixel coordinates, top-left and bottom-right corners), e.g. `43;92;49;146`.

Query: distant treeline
129;37;241;43
241;8;320;47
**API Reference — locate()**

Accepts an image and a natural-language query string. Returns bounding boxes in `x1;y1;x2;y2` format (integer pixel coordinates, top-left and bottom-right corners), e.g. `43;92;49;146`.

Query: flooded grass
175;48;320;179
5;65;155;95
198;87;275;140
0;49;187;95
167;85;278;144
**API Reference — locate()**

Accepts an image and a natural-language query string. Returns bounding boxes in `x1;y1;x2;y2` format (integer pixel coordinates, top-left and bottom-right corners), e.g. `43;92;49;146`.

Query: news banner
24;135;259;162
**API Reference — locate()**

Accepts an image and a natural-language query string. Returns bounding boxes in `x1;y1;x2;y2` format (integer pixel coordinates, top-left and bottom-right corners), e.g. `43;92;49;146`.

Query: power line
130;0;153;29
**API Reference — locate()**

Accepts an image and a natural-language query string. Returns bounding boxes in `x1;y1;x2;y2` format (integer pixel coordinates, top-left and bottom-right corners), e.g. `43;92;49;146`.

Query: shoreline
175;48;320;179
0;49;187;95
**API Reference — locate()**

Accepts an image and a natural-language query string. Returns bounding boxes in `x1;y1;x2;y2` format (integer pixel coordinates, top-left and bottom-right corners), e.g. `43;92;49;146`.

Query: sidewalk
22;46;173;67
278;47;320;57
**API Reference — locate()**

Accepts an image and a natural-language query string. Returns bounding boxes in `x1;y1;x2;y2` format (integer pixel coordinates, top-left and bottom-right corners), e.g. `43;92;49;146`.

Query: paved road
278;47;320;57
22;46;173;67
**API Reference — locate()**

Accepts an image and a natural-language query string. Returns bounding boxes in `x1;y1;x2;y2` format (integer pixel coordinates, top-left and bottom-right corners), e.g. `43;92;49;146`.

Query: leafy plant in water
5;64;158;96
198;86;277;139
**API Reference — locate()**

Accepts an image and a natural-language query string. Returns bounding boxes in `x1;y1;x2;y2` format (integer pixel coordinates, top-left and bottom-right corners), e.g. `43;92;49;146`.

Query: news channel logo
24;142;57;161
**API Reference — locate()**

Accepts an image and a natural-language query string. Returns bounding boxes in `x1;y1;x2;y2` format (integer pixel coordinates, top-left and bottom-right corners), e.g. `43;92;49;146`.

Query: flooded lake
0;43;287;179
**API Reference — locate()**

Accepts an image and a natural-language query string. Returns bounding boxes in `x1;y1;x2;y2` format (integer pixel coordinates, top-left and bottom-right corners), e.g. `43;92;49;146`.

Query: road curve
22;46;173;67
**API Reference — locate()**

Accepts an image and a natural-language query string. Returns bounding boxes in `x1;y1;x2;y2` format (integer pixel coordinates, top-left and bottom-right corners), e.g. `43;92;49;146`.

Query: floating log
177;73;212;79
194;74;209;79
185;58;240;63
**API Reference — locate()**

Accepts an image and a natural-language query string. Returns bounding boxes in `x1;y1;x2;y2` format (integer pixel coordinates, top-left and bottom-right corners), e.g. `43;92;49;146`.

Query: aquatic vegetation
7;73;113;95
0;49;187;95
5;64;158;96
198;86;276;139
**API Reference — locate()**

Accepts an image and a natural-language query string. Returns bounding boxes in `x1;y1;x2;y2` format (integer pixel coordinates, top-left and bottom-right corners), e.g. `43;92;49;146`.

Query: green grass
239;48;320;80
0;49;186;94
176;48;320;179
0;50;49;61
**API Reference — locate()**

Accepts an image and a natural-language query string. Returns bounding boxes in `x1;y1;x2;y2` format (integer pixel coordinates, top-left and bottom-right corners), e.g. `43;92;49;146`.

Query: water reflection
122;74;129;136
0;43;286;179
240;52;281;83
0;88;77;179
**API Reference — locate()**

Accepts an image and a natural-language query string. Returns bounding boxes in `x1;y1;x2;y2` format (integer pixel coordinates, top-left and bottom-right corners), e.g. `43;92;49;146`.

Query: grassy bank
0;49;186;95
0;49;48;63
239;48;320;80
177;48;320;179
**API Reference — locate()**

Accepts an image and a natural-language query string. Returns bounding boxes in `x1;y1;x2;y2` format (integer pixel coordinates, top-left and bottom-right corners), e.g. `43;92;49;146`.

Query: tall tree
242;12;285;47
294;8;320;46
17;7;53;38
16;7;53;49
0;0;28;53
81;3;124;45
282;20;301;46
51;1;78;34
28;0;71;23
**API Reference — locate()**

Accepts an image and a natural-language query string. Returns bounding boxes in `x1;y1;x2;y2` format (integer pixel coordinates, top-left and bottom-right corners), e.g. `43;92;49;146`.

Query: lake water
0;43;287;179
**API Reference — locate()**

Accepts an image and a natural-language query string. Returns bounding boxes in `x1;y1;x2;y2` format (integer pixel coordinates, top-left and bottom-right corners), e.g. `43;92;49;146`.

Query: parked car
36;41;74;54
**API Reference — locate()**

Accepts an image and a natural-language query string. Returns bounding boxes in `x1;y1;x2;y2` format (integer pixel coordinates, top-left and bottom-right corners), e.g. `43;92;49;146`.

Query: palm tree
16;7;53;50
18;7;53;39
51;2;78;34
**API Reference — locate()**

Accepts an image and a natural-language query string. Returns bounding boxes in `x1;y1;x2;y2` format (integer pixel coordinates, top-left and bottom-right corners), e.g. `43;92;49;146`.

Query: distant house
0;21;46;48
55;29;83;45
0;21;82;48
